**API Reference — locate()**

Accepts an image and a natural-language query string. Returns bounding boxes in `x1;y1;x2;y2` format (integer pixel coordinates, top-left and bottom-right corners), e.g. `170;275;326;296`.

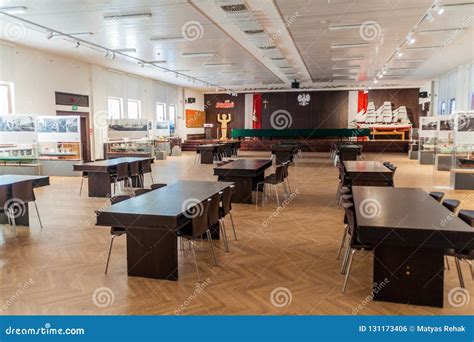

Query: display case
0;144;38;164
418;117;438;165
450;111;474;190
104;139;154;159
408;128;419;160
39;142;81;160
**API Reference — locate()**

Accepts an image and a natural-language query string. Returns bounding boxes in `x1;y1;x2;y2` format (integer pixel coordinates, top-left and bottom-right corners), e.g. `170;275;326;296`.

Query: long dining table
0;175;50;226
352;186;474;307
96;180;234;280
73;157;154;198
343;161;393;186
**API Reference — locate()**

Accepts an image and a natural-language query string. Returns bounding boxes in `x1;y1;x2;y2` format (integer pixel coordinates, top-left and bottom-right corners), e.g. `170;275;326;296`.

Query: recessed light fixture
0;6;27;14
331;43;369;49
270;57;286;60
104;12;152;20
329;23;363;31
113;48;137;53
406;46;443;50
149;60;167;64
150;36;186;43
333;72;358;76
331;56;364;61
332;65;360;70
203;63;234;67
395;58;427;62
48;32;94;39
181;52;215;58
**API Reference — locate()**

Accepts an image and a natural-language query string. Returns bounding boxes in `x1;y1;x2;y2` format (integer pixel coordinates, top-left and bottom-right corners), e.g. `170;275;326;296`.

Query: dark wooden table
272;144;298;165
214;159;273;204
196;144;221;164
218;141;241;158
0;175;50;226
96;180;233;280
343;161;393;186
352;186;474;307
337;144;362;161
73;157;154;198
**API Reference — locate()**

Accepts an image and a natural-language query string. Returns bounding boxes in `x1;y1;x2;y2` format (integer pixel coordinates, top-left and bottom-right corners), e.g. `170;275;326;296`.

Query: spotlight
397;51;403;58
434;3;444;15
426;11;435;23
374;79;378;84
75;41;80;48
407;33;415;45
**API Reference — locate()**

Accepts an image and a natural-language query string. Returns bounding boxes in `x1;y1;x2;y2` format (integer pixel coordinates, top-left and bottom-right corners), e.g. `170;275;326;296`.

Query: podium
204;123;214;140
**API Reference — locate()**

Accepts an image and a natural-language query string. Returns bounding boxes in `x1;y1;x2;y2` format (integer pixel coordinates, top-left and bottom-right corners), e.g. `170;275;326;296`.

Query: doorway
56;111;92;161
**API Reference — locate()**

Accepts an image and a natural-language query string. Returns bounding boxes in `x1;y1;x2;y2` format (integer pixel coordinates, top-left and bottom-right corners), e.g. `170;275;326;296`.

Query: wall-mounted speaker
291;80;300;89
186;97;196;103
419;91;428;98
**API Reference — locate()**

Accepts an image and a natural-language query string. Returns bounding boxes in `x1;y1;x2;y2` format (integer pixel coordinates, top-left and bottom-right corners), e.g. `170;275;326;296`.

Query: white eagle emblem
297;93;310;106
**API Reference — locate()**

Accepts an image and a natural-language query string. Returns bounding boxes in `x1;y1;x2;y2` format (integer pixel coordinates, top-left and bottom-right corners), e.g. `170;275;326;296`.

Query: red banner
357;90;368;112
252;93;262;129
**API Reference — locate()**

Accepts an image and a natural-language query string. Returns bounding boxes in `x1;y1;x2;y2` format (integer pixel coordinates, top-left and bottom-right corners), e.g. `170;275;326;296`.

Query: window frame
107;97;123;119
0;82;14;115
127;99;141;119
156;102;166;121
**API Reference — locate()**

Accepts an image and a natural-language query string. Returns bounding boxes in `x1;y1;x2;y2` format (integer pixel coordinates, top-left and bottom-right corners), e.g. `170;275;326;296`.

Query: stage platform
182;139;409;153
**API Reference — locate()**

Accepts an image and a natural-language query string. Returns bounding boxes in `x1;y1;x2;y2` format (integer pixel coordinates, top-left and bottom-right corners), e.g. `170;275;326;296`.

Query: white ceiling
0;0;473;91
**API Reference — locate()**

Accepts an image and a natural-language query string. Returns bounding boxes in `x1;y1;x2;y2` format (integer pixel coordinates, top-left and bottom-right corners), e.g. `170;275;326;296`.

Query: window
108;97;123;119
127;99;141;119
168;104;176;134
440;101;446;115
156;102;166;121
449;98;456;114
0;82;14;114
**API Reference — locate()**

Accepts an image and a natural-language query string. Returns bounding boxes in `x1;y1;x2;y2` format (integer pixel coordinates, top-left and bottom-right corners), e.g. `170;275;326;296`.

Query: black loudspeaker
291;80;300;89
186;97;196;103
419;91;428;98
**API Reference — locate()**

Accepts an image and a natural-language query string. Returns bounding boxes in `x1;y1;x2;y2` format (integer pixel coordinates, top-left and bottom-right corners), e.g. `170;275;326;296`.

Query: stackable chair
151;183;167;190
134;188;152;196
12;180;43;230
139;159;154;185
111;162;129;195
208;192;229;252
256;165;285;206
443;199;461;213
0;186;16;236
219;185;237;241
429;191;445;202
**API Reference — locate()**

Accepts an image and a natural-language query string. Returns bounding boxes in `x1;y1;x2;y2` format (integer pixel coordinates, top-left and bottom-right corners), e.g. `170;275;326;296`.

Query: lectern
204;123;214;140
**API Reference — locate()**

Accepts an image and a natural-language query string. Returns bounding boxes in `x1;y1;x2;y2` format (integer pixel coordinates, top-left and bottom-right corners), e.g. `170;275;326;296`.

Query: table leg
373;245;444;307
220;176;254;204
126;227;178;280
88;173;112;198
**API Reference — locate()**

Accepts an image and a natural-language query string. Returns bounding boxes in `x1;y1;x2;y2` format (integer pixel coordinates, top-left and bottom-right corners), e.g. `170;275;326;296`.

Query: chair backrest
12;180;35;203
0;186;8;207
191;199;211;238
207;192;221;226
151;183;167;190
115;162;129;179
282;162;289;179
220;186;233;216
129;161;140;177
342;203;356;236
135;189;152;196
275;165;285;183
140;159;152;173
111;195;131;205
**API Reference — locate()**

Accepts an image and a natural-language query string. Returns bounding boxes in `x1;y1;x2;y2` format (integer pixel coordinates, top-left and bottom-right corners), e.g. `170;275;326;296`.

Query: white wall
0;40;199;159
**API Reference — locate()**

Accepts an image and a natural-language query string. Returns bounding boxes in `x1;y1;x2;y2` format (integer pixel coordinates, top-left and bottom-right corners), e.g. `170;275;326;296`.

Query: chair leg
467;260;473;280
79;178;84;196
206;230;218;266
229;212;237;240
340;243;351;274
33;201;43;229
445;255;450;270
286;178;292;194
179;237;185;251
220;220;229;252
341;249;356;294
189;240;201;282
454;257;465;288
105;235;117;274
336;225;348;260
8;208;16;237
149;172;154;184
274;185;280;207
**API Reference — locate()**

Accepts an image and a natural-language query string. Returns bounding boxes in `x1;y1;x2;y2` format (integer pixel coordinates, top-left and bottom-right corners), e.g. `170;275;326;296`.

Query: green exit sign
72;105;78;111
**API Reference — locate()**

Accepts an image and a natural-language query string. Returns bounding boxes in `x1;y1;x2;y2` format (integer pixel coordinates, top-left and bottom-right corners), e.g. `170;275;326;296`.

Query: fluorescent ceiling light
164;69;189;72
332;65;360;70
331;56;364;61
150;36;186;43
113;48;136;53
406;33;415;45
406;46;442;50
278;66;293;69
149;60;166;64
260;46;277;50
395;58;427;62
104;12;152;20
49;32;93;39
181;52;215;58
419;28;459;34
331;43;369;49
0;6;27;14
271;57;286;60
203;63;234;67
333;72;358;76
329;23;363;31
389;67;417;70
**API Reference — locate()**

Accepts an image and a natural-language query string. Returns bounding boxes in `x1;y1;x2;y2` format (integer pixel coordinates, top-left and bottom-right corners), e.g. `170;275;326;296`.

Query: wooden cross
262;99;269;109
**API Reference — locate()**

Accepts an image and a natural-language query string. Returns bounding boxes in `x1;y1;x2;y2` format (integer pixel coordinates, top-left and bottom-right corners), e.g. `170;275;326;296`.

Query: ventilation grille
244;29;264;35
221;4;248;13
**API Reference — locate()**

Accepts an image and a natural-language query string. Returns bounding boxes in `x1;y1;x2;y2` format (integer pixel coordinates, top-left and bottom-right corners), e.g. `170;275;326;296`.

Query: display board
37;115;81;142
0;114;37;144
153;121;171;137
418;116;439;138
107;118;150;140
185;109;205;128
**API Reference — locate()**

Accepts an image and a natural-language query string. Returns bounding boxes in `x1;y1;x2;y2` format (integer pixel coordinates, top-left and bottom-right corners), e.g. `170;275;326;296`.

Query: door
56;111;91;161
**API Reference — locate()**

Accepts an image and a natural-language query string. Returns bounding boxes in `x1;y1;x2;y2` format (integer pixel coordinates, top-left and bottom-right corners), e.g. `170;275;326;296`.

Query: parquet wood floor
0;151;472;315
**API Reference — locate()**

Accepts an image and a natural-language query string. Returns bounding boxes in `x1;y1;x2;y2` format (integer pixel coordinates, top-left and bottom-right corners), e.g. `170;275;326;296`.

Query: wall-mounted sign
108;118;150;140
297;93;311;106
0;115;37;144
216;100;235;109
185;109;206;128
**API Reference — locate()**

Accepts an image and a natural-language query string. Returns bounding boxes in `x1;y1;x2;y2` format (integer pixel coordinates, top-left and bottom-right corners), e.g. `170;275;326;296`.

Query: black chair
111;162;129;195
445;210;474;288
139;159;154;185
12;180;43;230
134;188;152;196
209;192;229;252
129;160;142;188
151;183;167;190
0;186;16;236
340;203;374;294
105;195;131;274
194;150;201;163
336;163;350;203
282;161;291;193
429;191;445;202
443;199;461;213
79;172;88;196
176;199;217;281
220;185;237;241
256;165;285;206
